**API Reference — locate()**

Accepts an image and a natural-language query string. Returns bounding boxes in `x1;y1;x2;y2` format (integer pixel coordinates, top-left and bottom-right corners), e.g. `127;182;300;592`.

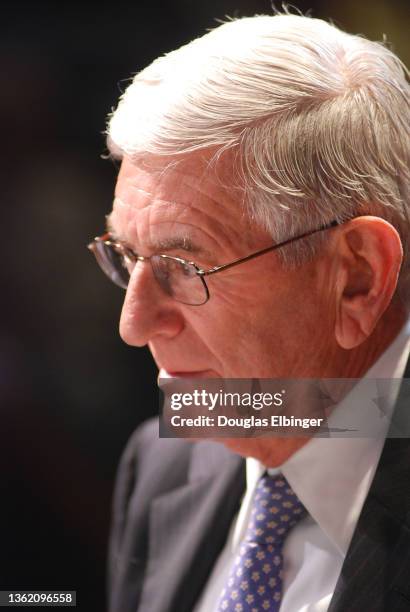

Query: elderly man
89;13;410;612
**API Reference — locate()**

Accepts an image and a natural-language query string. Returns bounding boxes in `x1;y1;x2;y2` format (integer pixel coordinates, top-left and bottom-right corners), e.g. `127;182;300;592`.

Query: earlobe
334;217;403;350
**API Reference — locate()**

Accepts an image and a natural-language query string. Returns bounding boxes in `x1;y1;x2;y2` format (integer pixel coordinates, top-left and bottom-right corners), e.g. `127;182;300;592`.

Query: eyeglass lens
92;241;208;305
151;255;208;305
93;241;129;289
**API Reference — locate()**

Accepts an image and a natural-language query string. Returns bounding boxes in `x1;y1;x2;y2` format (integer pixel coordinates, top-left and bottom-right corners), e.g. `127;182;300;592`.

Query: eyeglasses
87;219;340;306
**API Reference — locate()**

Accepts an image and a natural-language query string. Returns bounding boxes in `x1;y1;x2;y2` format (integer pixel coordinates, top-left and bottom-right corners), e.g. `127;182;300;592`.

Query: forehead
108;154;261;255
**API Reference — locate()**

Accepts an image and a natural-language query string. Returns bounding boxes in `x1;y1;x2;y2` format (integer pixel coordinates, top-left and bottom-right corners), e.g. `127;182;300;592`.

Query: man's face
108;154;343;464
109;154;338;383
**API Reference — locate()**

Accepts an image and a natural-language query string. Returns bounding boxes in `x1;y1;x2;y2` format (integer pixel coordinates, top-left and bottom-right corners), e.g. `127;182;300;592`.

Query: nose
119;261;184;347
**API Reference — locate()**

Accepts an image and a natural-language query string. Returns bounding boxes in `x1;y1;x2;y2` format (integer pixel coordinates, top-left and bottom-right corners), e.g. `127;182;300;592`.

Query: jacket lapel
329;356;410;611
138;441;245;612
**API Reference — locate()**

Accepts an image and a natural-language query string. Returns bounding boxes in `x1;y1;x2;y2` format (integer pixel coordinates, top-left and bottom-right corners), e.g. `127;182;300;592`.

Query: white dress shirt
194;322;410;612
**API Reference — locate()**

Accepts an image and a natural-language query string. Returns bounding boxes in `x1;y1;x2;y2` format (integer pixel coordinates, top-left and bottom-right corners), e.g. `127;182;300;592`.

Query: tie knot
246;473;306;546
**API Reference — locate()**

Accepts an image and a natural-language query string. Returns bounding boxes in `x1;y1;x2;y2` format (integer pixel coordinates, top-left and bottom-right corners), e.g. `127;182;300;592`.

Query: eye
182;262;197;278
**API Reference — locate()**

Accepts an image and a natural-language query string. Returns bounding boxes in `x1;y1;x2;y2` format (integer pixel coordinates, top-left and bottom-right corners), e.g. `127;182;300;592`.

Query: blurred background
1;0;409;610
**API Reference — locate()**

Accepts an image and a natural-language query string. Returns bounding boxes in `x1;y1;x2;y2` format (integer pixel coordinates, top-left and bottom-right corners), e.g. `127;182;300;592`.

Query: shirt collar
247;320;410;555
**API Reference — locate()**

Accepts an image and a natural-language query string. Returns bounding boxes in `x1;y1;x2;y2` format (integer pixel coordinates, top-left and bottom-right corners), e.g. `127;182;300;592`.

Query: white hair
107;14;410;301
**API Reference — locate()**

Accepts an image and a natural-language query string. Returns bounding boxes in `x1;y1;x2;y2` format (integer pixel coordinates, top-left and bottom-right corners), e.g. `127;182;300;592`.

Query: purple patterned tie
216;473;306;612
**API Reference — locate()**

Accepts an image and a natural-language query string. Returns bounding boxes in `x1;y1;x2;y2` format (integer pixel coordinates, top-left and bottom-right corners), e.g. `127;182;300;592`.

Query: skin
108;153;406;466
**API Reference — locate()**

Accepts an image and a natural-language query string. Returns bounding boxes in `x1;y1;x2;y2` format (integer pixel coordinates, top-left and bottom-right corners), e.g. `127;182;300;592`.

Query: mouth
158;368;220;380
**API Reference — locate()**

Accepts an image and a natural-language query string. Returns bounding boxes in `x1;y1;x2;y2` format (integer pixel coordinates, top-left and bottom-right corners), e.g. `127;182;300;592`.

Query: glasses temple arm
200;219;340;276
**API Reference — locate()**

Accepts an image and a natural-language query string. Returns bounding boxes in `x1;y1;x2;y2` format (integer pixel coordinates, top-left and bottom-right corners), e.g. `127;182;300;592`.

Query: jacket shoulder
113;417;194;515
108;418;195;595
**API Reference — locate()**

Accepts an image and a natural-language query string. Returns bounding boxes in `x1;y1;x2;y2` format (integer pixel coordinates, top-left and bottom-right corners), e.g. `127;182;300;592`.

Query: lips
158;368;220;379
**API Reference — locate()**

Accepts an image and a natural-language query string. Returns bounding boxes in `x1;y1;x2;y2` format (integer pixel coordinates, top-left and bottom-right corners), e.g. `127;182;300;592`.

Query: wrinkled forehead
109;152;260;251
115;150;237;207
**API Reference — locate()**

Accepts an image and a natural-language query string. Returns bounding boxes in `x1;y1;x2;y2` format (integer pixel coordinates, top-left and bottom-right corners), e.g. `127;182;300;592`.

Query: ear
334;216;403;349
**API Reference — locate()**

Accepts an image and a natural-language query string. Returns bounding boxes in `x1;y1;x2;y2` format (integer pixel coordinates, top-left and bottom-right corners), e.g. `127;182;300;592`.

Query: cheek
200;277;333;376
185;293;277;376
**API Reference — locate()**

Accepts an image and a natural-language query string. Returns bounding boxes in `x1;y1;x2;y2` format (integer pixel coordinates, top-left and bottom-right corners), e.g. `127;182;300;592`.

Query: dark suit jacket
109;365;410;612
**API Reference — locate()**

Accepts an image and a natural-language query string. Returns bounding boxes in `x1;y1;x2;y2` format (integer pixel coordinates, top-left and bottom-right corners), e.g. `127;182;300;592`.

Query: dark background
1;1;409;610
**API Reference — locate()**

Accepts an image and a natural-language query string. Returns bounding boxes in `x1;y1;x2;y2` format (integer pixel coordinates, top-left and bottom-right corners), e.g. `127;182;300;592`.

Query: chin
216;437;310;467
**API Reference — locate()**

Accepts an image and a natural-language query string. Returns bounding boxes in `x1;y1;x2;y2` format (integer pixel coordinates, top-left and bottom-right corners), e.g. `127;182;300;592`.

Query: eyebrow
153;236;204;254
105;216;211;258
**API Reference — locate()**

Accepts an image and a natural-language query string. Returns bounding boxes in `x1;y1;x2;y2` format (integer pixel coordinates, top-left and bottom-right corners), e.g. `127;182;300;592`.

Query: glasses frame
88;219;340;305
